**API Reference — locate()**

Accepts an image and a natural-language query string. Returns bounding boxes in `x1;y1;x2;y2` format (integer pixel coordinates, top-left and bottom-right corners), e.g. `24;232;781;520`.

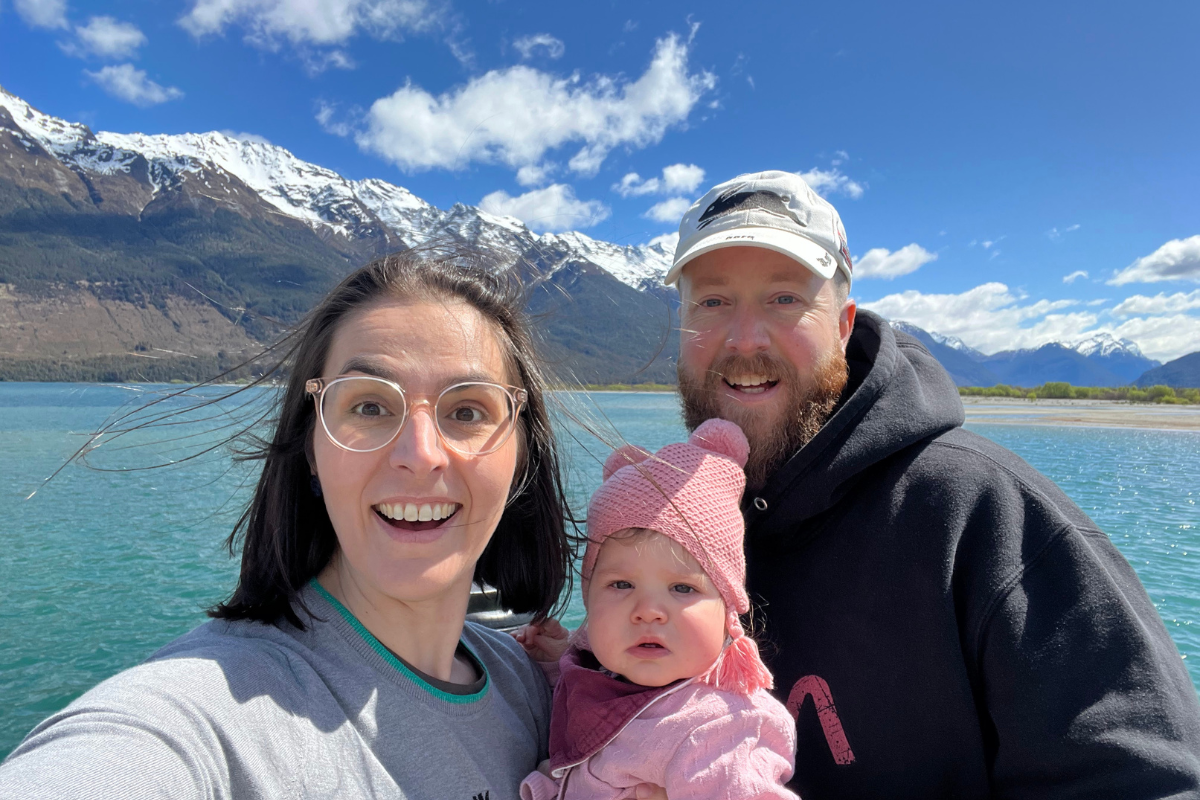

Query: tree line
959;383;1200;404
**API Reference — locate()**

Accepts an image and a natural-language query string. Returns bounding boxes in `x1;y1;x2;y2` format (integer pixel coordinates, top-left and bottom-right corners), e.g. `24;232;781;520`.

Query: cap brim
665;226;840;285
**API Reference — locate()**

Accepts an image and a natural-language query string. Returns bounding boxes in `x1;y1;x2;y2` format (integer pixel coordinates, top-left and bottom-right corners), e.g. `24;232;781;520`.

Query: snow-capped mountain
1067;332;1145;359
890;321;1161;387
0;86;672;289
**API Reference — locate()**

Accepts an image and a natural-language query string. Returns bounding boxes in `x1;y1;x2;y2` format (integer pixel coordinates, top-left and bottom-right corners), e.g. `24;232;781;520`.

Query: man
667;170;1200;798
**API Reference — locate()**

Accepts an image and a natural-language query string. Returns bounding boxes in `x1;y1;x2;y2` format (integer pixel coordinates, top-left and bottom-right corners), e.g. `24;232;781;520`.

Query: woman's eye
671;584;696;595
351;401;390;417
448;405;485;423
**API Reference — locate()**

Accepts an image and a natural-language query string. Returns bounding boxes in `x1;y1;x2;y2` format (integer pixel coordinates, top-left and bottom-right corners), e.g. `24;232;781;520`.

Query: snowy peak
1067;332;1145;359
0;85;672;292
538;231;673;288
893;321;985;359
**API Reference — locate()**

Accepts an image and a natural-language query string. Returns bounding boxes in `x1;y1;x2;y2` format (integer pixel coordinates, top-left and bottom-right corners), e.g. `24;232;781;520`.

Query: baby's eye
609;580;632;590
671;584;696;595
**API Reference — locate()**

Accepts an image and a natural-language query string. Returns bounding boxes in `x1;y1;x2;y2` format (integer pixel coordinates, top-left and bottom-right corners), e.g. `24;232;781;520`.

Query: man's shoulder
888;427;1097;529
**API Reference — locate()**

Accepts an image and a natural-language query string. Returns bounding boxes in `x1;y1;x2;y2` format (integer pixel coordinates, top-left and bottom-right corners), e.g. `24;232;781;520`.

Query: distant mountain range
0;86;1196;388
893;322;1199;388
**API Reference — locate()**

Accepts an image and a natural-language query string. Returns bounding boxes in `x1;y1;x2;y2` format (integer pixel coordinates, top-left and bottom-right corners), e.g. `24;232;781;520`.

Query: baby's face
585;530;727;687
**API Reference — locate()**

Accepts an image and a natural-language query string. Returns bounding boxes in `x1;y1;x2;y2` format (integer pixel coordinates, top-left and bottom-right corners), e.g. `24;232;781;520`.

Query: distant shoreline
962;396;1200;431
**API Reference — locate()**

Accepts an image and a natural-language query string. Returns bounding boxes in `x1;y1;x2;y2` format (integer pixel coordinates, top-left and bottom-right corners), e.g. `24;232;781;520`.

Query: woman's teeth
375;502;460;522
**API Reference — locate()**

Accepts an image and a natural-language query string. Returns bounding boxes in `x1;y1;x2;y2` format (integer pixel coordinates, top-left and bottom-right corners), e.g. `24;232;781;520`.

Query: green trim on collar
310;580;489;704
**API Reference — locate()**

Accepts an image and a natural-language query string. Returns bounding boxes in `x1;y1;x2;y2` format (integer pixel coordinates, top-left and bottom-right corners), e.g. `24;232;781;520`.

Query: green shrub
1146;385;1176;401
1026;392;1037;400
1128;389;1148;402
1039;382;1072;399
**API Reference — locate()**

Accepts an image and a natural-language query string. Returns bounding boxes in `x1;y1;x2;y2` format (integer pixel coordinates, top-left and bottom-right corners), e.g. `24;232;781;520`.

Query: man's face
676;246;856;490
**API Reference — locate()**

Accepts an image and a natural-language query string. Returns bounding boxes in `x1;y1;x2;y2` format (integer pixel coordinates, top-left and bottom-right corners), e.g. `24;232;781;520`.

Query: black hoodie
744;311;1200;799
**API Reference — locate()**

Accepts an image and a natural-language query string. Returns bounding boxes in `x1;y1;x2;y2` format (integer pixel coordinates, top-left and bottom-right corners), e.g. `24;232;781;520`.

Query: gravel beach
962;397;1200;431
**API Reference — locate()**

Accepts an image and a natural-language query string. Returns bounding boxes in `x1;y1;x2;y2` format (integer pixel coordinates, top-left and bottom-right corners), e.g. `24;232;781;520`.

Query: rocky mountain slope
0;86;676;383
1136;352;1200;389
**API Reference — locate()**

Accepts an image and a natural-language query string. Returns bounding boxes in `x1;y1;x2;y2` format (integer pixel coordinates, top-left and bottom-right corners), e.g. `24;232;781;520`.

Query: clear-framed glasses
305;376;528;456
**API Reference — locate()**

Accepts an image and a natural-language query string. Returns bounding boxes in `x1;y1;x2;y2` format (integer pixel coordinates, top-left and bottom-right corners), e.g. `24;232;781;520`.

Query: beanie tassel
700;615;773;695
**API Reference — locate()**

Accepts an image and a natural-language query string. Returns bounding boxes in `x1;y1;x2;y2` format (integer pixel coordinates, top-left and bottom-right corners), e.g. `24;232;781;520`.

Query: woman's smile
313;296;521;610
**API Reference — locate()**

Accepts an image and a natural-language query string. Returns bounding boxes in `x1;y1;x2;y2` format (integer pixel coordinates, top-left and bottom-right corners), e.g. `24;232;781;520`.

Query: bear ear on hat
602;444;652;481
689;419;750;468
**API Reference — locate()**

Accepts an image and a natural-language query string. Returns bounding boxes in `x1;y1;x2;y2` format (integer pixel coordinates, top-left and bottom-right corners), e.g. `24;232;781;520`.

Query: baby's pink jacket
520;646;798;800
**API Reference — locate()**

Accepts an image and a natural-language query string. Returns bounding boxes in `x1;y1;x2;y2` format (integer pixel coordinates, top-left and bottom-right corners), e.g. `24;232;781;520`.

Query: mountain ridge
0;86;678;384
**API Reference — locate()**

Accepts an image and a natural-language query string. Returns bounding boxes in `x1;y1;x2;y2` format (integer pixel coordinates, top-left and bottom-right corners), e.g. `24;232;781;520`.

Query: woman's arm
0;707;211;800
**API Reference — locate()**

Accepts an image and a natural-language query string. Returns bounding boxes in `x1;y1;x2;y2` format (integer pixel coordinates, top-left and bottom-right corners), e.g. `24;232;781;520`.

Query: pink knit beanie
582;418;773;694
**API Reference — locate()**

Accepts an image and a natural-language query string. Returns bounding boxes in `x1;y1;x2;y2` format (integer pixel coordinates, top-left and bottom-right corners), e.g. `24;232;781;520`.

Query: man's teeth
727;374;775;393
376;502;460;522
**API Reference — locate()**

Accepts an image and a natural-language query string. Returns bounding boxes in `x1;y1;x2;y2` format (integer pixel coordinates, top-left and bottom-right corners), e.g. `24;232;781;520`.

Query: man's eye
702;298;722;308
776;295;796;305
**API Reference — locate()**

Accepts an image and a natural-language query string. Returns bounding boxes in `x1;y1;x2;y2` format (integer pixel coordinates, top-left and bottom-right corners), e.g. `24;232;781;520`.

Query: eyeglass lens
319;377;517;454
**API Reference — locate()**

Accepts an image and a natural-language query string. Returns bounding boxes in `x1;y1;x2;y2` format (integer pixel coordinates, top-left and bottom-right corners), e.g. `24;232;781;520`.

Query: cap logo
697;186;808;231
818;252;833;268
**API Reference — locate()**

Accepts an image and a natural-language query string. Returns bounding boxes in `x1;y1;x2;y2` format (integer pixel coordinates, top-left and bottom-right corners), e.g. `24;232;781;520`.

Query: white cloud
1047;223;1080;240
862;281;1200;361
1111;290;1200;317
1104;315;1200;362
515;163;553;187
854;244;937;280
62;16;146;59
352;33;716;175
644;196;692;224
479;184;609;233
861;283;1087;354
315;100;353;136
831;149;849;166
220;129;272;145
647;231;679;252
84;64;184;106
1109;235;1200;285
1062;270;1088;284
613;162;705;197
513;33;564;60
15;0;67;28
179;0;445;47
796;166;864;199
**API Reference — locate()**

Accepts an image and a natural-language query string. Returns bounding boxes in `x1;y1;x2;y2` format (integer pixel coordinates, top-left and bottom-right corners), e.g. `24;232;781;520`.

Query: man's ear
839;300;857;353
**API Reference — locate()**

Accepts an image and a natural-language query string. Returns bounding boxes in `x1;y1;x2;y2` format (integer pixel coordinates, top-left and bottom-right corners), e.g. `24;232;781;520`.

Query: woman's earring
310;475;323;498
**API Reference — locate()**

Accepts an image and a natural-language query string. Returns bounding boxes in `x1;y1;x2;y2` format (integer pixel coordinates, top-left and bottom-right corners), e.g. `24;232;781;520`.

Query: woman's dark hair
209;248;578;628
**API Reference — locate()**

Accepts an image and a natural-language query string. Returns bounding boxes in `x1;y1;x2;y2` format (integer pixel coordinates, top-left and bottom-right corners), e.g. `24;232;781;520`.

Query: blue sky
3;0;1199;360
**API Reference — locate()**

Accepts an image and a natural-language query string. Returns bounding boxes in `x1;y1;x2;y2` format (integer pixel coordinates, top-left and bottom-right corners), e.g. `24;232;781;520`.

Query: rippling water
2;385;1197;756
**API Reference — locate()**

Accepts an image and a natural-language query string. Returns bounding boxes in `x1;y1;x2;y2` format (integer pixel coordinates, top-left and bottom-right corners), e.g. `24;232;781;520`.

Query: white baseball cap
665;170;853;288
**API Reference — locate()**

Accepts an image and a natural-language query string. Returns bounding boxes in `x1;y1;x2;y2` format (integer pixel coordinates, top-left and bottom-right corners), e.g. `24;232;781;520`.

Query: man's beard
678;350;849;492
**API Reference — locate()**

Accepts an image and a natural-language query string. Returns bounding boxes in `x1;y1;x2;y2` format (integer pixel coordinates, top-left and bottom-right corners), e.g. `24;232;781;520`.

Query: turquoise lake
2;383;1198;757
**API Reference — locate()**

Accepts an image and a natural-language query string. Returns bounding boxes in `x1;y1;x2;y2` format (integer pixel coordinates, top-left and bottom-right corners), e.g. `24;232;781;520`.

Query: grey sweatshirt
0;584;551;799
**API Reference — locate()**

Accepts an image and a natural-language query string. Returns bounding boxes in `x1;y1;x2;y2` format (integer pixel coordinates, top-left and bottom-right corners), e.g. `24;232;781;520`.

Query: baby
516;419;798;800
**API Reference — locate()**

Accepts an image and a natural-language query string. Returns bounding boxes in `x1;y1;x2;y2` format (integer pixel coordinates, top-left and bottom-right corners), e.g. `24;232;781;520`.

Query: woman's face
312;296;521;606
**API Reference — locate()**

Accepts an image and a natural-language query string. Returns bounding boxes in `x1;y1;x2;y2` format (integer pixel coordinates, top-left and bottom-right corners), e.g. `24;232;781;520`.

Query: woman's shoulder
81;618;318;713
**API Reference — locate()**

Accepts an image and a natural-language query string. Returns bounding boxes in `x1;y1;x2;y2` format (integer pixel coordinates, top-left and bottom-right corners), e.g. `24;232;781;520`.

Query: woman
0;250;576;798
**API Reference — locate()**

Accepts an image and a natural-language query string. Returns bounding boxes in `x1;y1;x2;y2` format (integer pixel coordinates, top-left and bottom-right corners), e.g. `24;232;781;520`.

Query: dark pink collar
548;645;683;771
